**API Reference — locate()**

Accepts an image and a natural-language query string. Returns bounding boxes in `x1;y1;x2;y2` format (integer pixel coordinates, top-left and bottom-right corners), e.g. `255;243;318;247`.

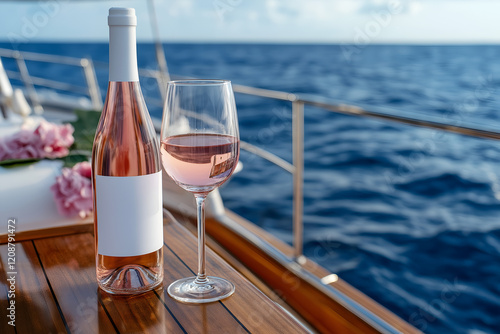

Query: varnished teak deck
0;217;309;333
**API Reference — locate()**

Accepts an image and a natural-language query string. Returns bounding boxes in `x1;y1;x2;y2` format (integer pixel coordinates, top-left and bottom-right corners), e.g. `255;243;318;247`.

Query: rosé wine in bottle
92;7;163;294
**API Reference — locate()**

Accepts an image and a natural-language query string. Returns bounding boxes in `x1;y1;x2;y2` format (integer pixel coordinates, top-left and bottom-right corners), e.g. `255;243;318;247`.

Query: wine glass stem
194;193;208;285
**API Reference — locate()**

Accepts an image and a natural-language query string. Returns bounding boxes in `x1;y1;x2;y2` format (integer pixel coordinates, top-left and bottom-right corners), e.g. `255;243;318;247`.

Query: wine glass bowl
160;133;239;194
161;80;239;303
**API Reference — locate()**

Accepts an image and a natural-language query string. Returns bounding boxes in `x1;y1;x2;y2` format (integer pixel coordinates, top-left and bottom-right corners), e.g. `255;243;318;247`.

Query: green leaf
60;153;90;168
0;158;40;168
70;109;101;153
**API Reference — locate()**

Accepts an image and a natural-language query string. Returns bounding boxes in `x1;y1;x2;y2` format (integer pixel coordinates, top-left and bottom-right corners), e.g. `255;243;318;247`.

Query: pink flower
0;128;40;160
50;163;93;218
0;120;74;161
72;161;92;179
35;120;75;159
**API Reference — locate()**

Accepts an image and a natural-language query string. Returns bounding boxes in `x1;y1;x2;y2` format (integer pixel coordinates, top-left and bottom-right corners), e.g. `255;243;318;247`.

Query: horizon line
1;40;500;46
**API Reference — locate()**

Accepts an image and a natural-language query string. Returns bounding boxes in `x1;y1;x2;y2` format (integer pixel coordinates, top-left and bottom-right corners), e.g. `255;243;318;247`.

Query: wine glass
160;80;240;303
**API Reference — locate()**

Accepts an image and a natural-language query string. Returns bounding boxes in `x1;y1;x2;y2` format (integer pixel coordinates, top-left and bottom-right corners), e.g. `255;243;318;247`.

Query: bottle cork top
108;7;137;26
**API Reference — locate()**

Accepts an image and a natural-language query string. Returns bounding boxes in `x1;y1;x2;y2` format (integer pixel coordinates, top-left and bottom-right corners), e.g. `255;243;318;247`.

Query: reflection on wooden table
0;215;309;333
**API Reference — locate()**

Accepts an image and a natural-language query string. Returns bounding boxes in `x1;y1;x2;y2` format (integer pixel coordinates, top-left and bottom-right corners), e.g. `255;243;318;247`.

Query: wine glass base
167;276;235;304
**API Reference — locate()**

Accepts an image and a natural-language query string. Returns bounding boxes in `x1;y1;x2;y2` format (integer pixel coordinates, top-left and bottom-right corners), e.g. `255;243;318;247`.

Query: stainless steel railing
3;47;500;265
0;48;103;111
230;83;500;263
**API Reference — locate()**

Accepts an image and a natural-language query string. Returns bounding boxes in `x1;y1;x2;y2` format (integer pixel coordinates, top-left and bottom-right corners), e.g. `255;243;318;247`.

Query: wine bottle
92;7;163;294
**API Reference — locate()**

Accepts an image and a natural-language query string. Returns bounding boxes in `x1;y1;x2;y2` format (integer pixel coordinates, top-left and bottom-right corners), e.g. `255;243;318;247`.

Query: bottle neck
109;25;139;82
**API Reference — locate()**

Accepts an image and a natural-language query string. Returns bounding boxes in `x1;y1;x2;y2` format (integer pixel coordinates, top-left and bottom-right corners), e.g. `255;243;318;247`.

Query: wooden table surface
0;216;310;334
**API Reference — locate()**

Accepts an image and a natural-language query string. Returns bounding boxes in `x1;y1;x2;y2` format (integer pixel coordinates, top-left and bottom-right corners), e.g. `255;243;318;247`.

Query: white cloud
335;1;364;15
408;2;424;15
0;0;499;43
248;11;260;22
165;0;193;17
264;0;363;24
265;0;298;24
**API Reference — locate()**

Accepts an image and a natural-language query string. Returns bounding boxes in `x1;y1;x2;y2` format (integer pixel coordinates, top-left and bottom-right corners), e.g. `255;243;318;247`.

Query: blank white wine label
95;171;163;256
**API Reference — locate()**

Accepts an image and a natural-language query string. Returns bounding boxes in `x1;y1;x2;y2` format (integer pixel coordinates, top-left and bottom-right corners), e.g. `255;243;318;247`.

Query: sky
0;0;499;44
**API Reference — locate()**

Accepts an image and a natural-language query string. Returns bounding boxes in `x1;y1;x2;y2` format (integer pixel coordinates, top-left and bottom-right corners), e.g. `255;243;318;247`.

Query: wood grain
0;221;93;244
157;246;246;334
34;232;188;333
0;209;418;332
33;233;120;333
201;214;389;334
0;217;309;333
98;287;185;334
0;241;67;333
163;218;310;334
0;248;20;334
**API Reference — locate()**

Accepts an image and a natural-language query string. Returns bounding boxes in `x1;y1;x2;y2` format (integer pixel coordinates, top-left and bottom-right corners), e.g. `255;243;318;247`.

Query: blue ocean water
2;42;500;333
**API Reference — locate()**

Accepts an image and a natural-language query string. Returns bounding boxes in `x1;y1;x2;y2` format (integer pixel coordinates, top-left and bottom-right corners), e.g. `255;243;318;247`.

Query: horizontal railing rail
0;48;102;111
239;141;295;173
0;48;85;66
5;70;90;95
233;83;500;141
231;82;500;263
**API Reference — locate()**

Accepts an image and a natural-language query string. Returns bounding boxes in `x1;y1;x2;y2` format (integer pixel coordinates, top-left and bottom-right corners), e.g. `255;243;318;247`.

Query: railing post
155;73;167;101
292;100;305;263
14;51;43;114
81;58;103;111
147;0;170;101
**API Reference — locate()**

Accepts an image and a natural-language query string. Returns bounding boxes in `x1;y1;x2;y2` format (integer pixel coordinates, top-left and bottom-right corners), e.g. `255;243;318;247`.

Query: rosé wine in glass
160;79;239;304
161;134;239;194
